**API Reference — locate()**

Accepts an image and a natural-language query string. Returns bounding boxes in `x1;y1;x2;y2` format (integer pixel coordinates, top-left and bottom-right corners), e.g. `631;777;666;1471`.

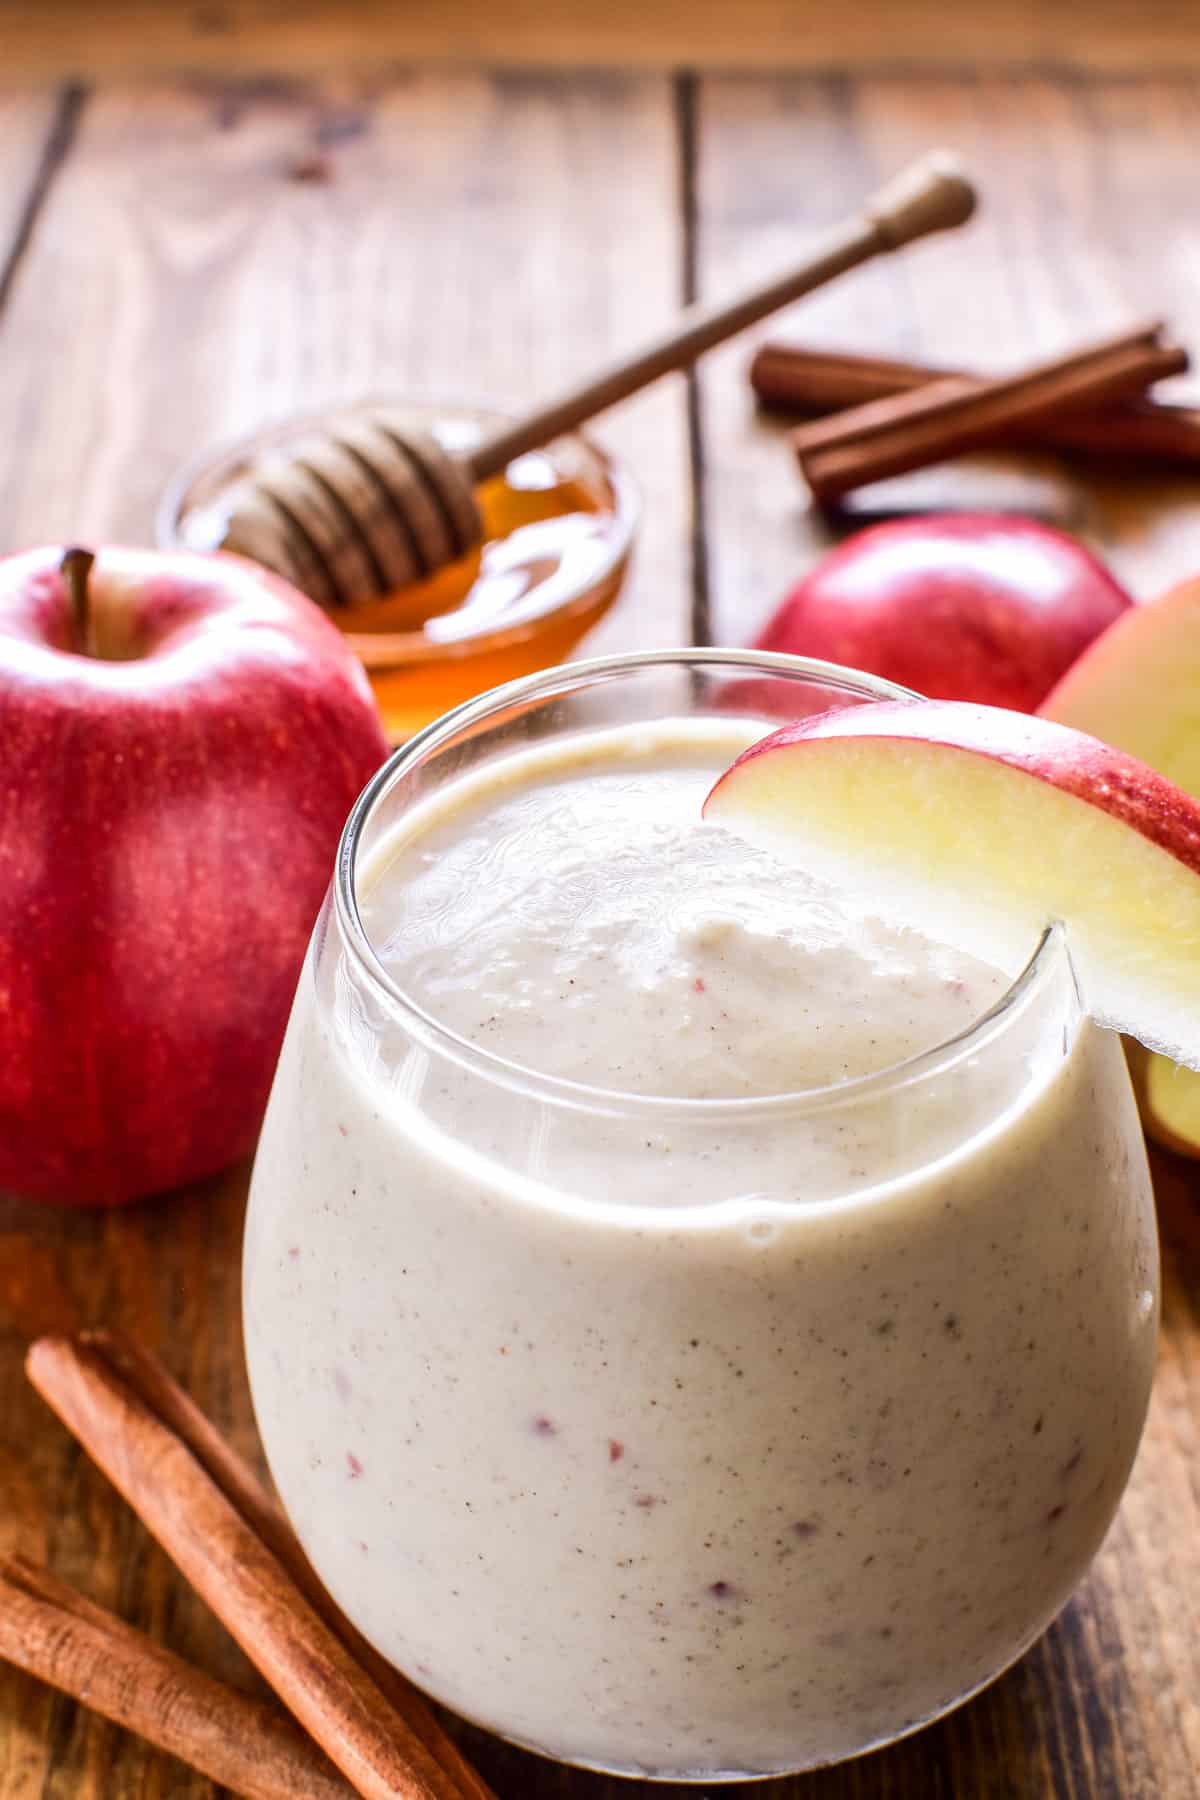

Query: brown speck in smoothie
289;152;334;184
346;1452;363;1478
1062;1447;1084;1477
1046;1503;1067;1524
608;1439;625;1462
532;1416;557;1437
708;1580;737;1600
792;1519;821;1540
943;1313;962;1339
1033;1414;1045;1436
635;1493;659;1509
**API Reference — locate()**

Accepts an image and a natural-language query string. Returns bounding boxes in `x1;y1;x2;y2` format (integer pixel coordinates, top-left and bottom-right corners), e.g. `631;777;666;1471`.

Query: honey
161;403;636;743
345;451;631;739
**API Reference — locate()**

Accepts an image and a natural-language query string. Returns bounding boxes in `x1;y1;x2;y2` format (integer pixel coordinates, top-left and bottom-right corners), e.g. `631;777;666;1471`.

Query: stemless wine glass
243;650;1158;1781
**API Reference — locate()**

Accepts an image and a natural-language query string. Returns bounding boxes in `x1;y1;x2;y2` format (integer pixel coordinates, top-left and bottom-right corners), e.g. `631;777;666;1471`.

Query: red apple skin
753;514;1133;712
707;699;1200;875
0;546;389;1206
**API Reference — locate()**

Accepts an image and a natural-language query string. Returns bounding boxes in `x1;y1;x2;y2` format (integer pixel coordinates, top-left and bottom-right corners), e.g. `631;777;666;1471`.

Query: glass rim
332;648;1073;1121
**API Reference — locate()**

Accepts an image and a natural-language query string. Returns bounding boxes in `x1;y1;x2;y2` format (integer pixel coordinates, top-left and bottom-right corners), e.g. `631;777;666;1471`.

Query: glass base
434;1602;1072;1785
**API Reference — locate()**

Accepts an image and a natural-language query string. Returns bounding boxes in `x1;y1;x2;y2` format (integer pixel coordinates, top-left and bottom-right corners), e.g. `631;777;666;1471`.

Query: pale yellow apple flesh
1123;1038;1200;1156
703;699;1200;1072
1042;577;1200;792
1042;576;1200;1152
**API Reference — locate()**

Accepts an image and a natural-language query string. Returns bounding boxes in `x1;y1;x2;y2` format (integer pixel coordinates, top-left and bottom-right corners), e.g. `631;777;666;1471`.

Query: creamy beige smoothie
244;701;1158;1779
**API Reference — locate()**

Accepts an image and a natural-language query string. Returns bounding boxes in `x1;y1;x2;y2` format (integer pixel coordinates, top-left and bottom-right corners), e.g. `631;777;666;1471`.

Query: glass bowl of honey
157;400;639;740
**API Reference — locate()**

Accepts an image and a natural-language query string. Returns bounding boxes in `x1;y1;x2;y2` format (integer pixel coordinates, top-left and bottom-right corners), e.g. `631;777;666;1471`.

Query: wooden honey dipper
219;153;976;610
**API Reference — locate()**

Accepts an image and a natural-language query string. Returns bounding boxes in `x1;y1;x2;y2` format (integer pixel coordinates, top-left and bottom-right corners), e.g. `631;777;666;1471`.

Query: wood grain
695;71;1200;648
0;87;79;313
0;1174;262;1797
0;68;689;655
850;73;1200;606
0;65;687;1800
0;1555;357;1800
25;1337;459;1800
1;58;1199;1800
688;68;1200;1800
4;0;1200;78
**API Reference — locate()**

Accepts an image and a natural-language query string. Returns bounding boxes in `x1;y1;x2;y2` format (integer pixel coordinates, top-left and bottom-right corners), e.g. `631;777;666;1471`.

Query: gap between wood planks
0;69;712;651
674;68;713;649
0;83;88;321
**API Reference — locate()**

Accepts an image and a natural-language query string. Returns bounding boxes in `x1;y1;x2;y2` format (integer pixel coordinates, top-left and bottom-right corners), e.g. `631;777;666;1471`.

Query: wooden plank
690;73;918;648
849;72;1200;604
693;69;1200;1800
0;69;688;656
696;71;1200;650
0;66;687;1799
0;86;75;307
9;1144;1181;1800
4;59;1199;1800
5;0;1200;78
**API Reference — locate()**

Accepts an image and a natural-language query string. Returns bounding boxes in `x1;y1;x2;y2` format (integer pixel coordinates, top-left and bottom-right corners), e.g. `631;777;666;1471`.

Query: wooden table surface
1;52;1200;1800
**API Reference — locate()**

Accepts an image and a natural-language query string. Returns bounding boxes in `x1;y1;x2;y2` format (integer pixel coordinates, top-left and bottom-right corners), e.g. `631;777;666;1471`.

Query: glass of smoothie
243;649;1158;1781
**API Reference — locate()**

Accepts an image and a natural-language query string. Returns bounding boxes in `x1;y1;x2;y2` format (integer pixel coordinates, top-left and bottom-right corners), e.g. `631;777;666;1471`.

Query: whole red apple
754;514;1133;711
0;545;389;1206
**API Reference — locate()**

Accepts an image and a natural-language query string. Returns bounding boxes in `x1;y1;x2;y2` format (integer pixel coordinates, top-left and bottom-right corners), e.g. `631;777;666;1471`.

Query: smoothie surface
359;721;1008;1098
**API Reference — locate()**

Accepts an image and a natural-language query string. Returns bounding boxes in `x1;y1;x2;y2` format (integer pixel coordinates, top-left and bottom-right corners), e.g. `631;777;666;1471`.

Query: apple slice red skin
706;699;1200;880
0;545;389;1207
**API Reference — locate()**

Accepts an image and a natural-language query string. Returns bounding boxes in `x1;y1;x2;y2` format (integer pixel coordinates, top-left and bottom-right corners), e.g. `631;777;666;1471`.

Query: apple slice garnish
702;698;1200;1070
1041;574;1200;1152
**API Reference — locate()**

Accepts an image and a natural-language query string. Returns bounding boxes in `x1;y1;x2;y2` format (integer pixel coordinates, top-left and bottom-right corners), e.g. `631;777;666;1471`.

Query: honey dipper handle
467;151;976;482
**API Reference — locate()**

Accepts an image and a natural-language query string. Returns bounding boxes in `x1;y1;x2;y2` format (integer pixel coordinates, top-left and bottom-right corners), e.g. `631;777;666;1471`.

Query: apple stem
61;546;96;657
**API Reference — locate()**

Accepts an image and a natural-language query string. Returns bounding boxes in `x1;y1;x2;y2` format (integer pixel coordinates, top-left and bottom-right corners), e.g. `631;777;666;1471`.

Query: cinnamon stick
82;1330;494;1800
25;1334;482;1800
752;343;944;412
787;323;1190;502
750;340;1200;465
0;1556;356;1800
